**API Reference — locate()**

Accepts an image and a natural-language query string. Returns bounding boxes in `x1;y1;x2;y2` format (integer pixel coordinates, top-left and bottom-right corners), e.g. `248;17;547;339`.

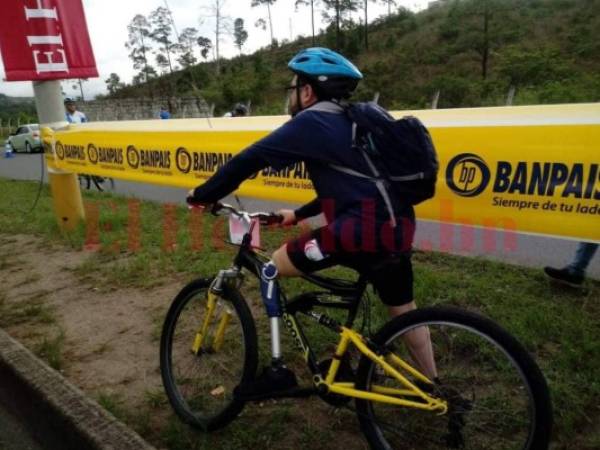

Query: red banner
0;0;98;81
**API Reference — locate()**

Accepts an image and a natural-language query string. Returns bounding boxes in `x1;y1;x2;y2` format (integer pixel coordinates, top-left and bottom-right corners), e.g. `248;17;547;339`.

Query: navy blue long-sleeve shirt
192;101;415;251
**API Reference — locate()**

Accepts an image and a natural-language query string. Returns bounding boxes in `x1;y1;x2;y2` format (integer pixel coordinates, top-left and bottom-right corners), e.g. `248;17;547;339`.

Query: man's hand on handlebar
186;190;217;212
276;209;297;226
186;191;285;226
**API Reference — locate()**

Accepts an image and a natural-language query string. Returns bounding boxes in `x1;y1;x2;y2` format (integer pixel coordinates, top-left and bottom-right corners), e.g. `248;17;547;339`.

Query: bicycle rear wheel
355;307;552;450
160;278;258;431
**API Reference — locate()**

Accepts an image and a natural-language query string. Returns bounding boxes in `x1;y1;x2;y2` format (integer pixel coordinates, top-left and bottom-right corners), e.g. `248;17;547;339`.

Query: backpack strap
330;151;399;229
389;172;427;181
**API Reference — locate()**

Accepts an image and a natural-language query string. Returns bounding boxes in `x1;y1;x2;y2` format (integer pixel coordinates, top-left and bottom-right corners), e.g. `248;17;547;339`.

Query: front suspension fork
190;271;238;355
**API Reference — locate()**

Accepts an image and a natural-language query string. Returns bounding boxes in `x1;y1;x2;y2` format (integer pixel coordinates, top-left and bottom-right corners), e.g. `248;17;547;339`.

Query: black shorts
286;226;414;306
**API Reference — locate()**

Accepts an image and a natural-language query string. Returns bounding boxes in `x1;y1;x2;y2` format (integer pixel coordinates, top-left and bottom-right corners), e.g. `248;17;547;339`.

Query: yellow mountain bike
160;203;552;449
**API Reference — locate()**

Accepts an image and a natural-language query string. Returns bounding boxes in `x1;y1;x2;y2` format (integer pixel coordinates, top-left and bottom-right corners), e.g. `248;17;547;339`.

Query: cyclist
223;103;248;117
64;98;88;123
187;47;436;398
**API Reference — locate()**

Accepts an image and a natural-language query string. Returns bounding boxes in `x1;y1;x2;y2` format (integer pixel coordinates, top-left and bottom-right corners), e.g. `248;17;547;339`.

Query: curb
0;328;156;450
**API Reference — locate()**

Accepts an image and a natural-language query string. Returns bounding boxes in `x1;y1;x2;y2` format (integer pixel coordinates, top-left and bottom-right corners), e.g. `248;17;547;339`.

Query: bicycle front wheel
160;278;258;431
355;307;552;450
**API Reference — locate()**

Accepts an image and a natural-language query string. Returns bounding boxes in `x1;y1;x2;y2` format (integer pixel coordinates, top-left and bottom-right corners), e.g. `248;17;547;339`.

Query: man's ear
304;83;318;102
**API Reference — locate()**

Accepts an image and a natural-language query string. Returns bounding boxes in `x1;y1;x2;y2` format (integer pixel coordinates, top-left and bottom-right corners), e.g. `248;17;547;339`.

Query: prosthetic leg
234;260;298;400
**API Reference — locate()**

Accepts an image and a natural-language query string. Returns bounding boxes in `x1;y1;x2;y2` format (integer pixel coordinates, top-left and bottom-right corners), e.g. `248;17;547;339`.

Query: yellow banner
43;103;600;243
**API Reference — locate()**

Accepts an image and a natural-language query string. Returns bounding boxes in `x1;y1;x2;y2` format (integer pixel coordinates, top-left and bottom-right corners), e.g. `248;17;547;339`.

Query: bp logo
175;147;192;173
55;141;64;160
127;145;140;169
87;144;98;164
446;153;491;197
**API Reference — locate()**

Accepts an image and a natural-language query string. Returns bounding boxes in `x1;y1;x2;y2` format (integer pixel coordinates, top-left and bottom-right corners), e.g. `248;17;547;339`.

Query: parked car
6;124;43;153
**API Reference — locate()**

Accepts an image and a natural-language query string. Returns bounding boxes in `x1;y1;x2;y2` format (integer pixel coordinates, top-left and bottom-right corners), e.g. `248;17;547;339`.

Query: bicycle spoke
161;282;255;429
355;311;548;450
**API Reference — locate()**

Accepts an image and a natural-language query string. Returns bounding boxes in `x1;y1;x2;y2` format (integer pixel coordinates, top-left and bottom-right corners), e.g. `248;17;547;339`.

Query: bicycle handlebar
187;199;284;226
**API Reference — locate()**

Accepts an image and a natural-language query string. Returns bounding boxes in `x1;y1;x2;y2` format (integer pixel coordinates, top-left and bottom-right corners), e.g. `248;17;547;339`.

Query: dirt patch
0;234;181;406
0;234;371;449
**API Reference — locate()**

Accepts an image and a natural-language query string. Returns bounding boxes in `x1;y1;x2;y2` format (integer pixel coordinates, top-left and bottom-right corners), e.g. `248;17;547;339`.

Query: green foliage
111;0;600;111
233;18;249;53
0;95;38;131
2;177;599;446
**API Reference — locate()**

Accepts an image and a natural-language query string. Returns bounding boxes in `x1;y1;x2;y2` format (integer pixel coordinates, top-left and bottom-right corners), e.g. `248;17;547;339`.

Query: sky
0;0;430;99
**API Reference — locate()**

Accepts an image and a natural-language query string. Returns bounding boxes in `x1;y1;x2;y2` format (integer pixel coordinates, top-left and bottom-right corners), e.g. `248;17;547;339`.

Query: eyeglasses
284;83;306;92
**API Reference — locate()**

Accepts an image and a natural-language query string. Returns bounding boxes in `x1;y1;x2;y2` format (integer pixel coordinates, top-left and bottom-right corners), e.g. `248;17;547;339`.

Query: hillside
0;94;37;123
114;0;600;115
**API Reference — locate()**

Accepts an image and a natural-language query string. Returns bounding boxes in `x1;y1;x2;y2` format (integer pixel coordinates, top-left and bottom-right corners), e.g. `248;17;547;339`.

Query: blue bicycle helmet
288;47;363;99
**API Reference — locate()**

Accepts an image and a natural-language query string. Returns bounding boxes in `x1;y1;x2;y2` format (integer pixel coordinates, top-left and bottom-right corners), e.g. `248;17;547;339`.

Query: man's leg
567;242;599;277
272;244;303;277
371;255;438;382
544;241;598;286
388;302;438;381
234;244;301;399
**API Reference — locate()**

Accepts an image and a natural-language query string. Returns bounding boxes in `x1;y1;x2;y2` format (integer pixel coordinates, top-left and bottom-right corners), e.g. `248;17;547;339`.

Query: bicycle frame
204;213;448;415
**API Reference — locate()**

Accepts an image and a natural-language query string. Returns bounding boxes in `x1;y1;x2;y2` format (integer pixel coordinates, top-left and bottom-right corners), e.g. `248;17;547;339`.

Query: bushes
108;0;600;112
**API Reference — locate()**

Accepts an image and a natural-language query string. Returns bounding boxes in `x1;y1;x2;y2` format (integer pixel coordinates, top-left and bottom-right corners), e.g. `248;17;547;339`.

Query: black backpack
329;102;439;222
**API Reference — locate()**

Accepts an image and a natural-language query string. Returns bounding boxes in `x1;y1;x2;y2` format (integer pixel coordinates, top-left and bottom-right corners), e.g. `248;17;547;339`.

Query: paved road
0;403;44;450
1;152;598;279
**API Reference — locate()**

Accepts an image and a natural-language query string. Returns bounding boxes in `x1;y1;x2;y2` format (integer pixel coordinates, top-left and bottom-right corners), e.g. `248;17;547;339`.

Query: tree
199;0;232;75
453;0;518;80
380;0;396;16
67;78;88;101
125;14;154;83
177;27;199;68
251;0;277;46
155;53;170;74
131;66;158;86
295;0;321;46
149;6;176;75
197;36;213;60
233;18;249;54
105;73;124;95
322;0;360;50
361;0;375;50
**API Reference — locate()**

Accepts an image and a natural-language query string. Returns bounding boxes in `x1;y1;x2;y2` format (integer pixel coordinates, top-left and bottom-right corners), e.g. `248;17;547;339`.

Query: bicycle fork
190;271;237;355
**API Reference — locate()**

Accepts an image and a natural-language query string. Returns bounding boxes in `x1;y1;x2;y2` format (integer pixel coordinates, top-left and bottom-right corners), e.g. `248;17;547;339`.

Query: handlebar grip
260;213;284;226
186;197;222;213
210;203;224;215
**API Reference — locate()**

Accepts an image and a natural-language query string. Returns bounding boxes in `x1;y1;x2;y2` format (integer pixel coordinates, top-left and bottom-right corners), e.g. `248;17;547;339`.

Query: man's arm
190;113;316;204
294;198;321;220
190;148;267;203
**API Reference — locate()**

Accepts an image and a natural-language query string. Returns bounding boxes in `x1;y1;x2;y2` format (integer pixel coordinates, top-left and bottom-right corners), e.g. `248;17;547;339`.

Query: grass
34;328;65;371
96;391;128;421
0;290;55;328
0;177;599;448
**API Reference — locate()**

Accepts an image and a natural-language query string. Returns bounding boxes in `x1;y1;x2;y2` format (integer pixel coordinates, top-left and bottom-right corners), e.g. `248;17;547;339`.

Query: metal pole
33;80;85;231
33;80;65;125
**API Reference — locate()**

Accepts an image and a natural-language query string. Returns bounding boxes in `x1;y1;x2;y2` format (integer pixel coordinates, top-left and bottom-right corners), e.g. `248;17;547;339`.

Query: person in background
64;98;88;123
223;103;248;117
159;107;171;120
231;103;248;117
544;242;598;286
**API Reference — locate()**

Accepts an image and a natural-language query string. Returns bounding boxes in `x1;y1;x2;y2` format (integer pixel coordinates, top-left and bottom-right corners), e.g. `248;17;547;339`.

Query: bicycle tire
355;306;552;450
160;278;258;431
